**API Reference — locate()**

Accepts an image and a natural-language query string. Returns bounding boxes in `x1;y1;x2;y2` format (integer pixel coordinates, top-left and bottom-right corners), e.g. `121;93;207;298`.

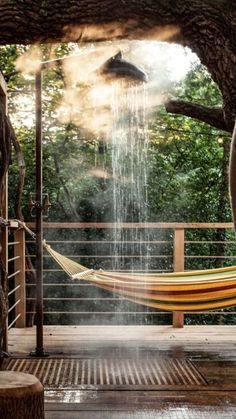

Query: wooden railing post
14;228;26;327
173;228;185;328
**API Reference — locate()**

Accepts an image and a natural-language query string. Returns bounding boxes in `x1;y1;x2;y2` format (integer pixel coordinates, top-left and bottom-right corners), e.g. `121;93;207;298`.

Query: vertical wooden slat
0;71;8;351
173;228;185;328
14;228;26;327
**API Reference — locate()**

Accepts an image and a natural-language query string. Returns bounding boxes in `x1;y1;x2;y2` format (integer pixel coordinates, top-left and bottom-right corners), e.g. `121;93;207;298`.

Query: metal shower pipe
31;52;147;356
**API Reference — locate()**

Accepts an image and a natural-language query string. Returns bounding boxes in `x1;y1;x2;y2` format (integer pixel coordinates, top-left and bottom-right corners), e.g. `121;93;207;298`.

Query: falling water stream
110;82;150;273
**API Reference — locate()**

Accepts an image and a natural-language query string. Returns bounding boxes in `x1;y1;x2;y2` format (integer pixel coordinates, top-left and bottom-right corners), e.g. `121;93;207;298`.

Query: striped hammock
43;241;236;312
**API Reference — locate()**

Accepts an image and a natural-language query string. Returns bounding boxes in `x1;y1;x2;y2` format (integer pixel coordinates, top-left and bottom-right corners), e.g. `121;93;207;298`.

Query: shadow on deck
3;325;236;418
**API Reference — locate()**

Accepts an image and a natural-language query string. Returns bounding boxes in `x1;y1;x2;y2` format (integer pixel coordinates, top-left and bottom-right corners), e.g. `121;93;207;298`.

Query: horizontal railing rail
27;222;236;228
23;222;236;328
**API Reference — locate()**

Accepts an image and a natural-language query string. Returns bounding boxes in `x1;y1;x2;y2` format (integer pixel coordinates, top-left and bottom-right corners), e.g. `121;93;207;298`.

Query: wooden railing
7;221;236;331
7;222;26;332
1;72;8;351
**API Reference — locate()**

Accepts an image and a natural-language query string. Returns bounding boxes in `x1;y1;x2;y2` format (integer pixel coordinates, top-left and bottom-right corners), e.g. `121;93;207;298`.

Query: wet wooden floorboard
44;390;236;419
8;325;236;355
45;408;236;419
6;326;236;418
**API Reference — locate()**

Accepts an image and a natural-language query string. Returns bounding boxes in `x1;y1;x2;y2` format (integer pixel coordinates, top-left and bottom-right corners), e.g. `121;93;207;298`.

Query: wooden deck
3;325;236;418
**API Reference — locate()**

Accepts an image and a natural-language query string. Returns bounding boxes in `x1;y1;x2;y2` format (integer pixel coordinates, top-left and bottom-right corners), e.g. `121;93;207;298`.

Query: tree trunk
0;371;44;419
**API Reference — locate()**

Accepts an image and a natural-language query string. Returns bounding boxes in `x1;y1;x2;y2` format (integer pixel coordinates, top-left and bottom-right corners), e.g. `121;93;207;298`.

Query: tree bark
0;371;44;419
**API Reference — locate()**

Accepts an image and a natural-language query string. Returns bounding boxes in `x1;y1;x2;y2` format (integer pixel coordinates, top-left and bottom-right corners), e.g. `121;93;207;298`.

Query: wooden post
33;70;46;356
14;228;26;328
0;71;8;351
173;228;185;328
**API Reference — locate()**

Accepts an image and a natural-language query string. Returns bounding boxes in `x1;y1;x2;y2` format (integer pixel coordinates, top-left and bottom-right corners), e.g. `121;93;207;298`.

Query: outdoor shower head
100;51;148;83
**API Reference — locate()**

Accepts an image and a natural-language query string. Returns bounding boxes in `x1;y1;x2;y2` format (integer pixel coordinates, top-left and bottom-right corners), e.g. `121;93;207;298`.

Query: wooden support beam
172;311;185;329
173;228;185;328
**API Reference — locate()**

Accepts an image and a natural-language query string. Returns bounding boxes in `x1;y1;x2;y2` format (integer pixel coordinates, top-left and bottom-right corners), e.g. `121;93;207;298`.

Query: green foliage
147;64;230;223
6;45;232;227
5;45;232;228
2;44;234;325
177;63;222;106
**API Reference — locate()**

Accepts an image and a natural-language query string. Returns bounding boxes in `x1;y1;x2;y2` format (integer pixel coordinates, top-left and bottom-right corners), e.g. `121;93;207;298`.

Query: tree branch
165;100;229;132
